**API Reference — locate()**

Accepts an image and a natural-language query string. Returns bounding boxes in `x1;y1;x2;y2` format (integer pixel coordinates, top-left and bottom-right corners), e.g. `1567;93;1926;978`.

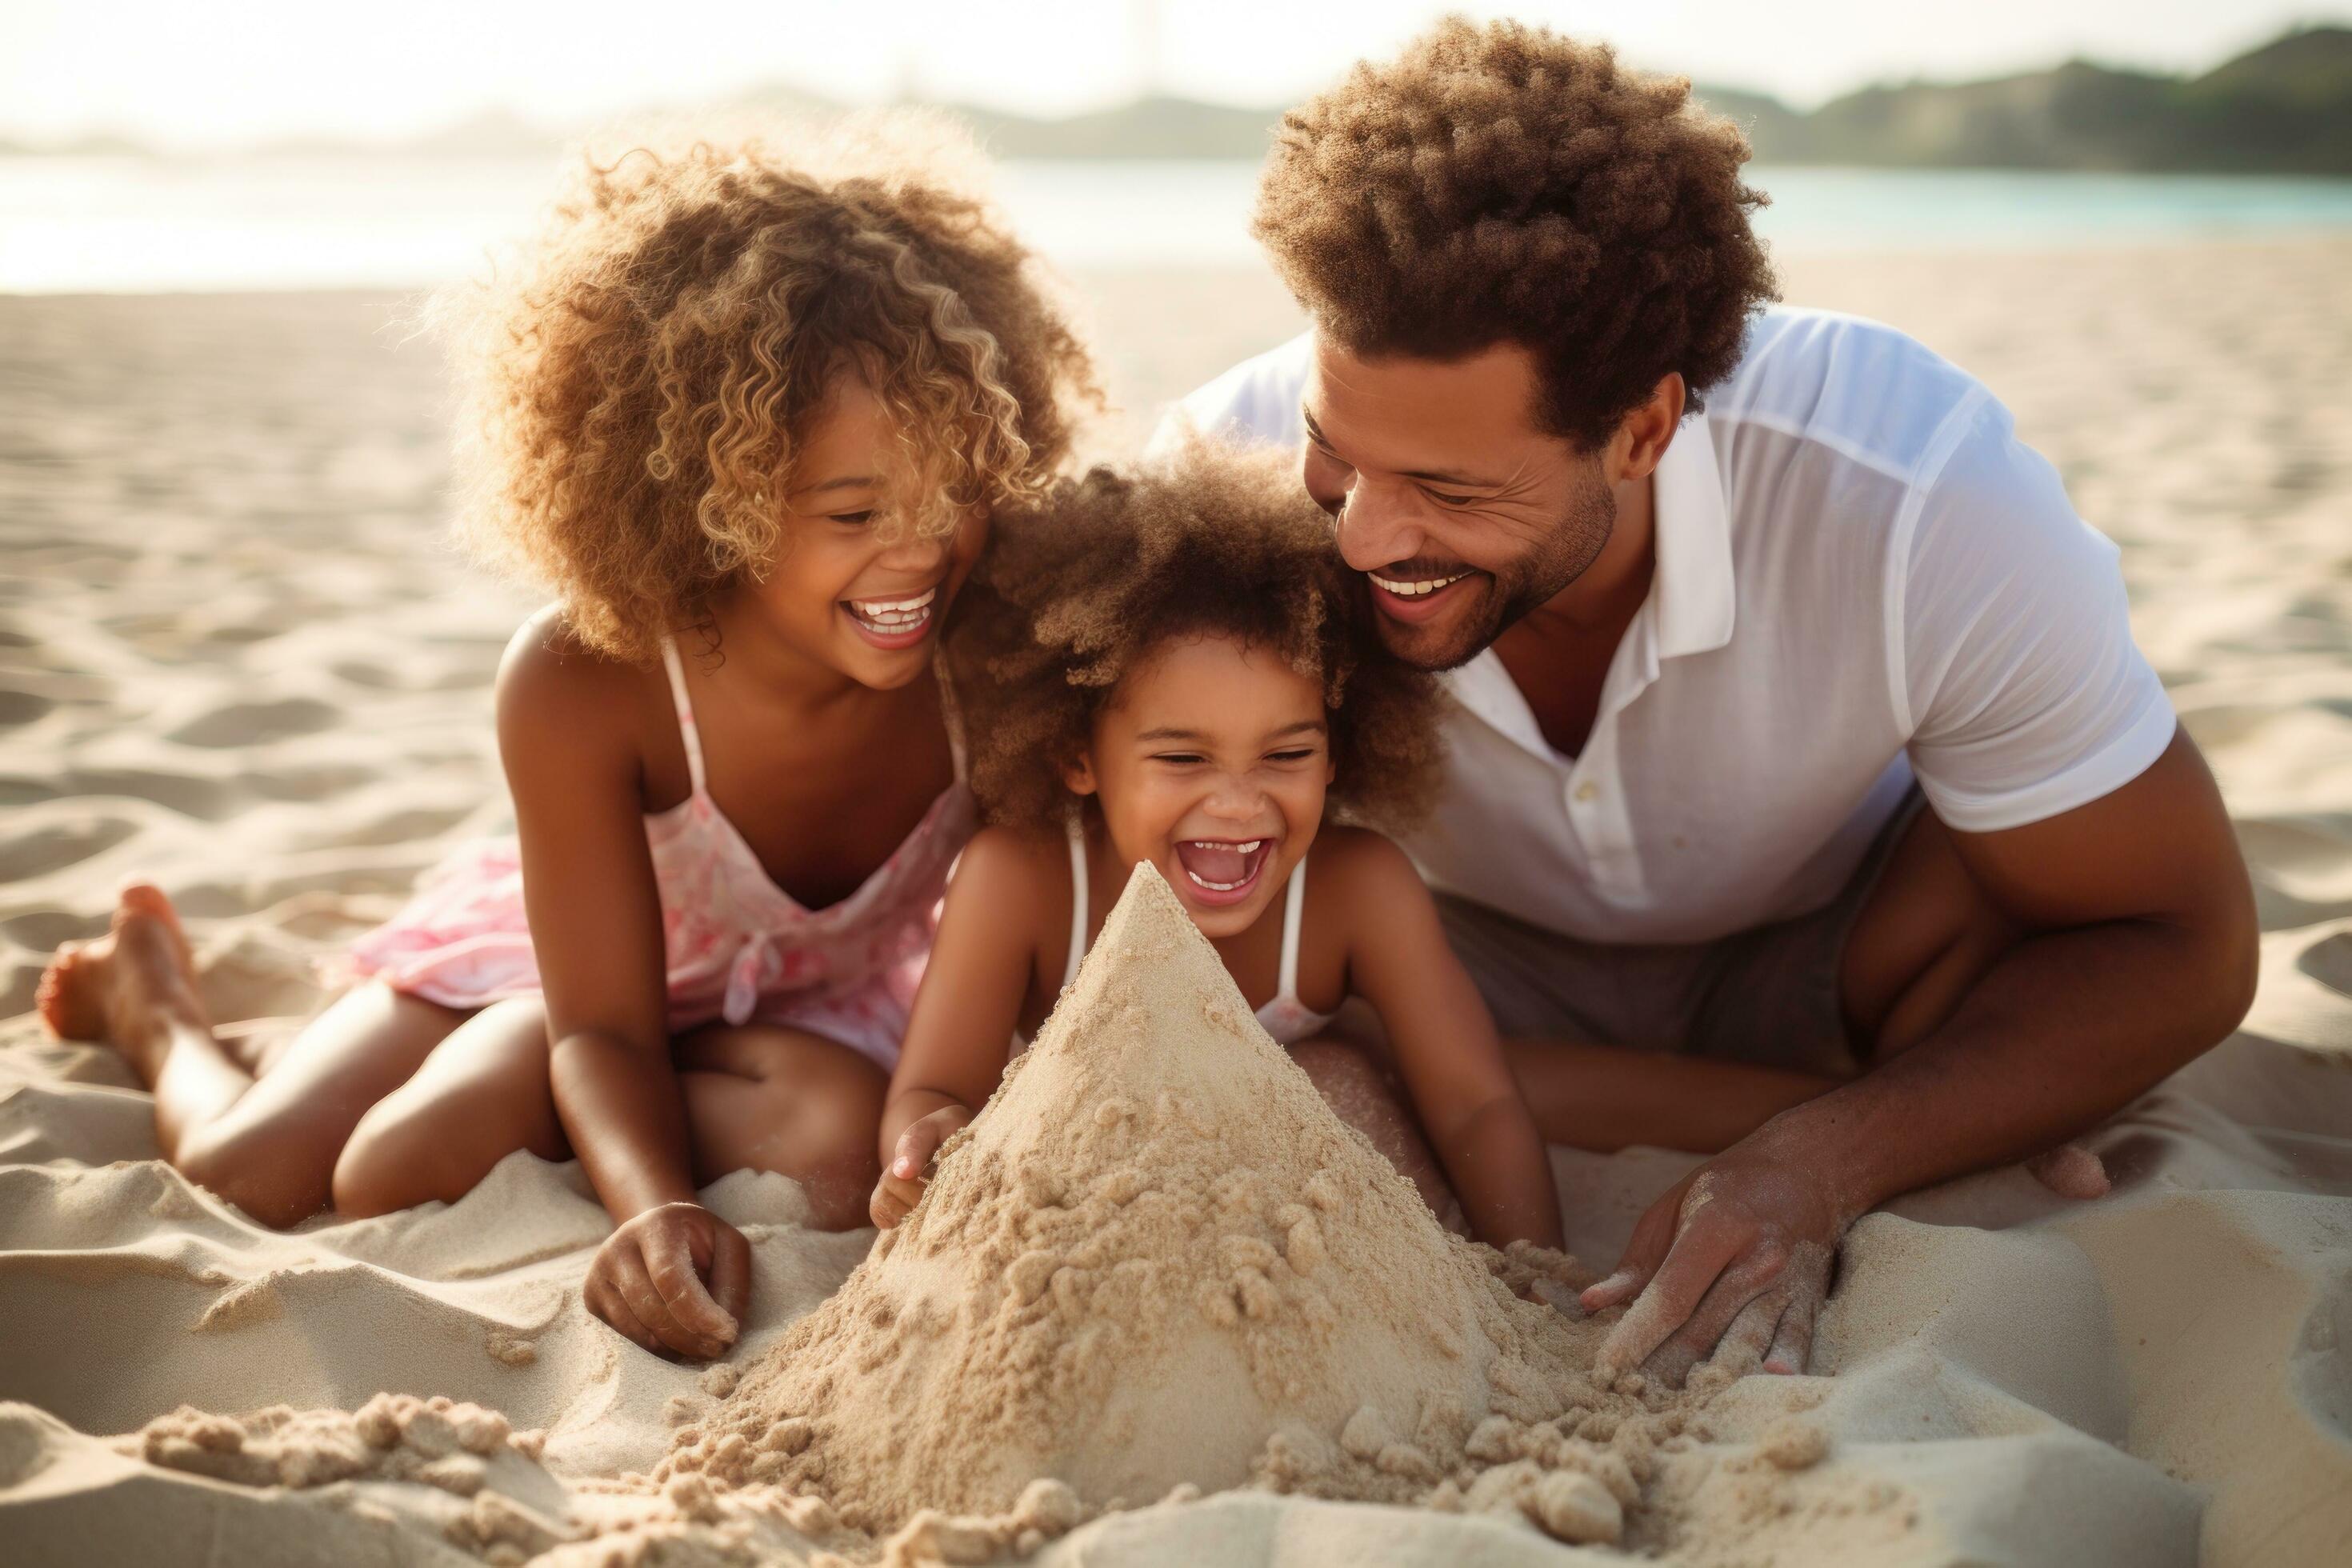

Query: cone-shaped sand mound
666;864;1651;1540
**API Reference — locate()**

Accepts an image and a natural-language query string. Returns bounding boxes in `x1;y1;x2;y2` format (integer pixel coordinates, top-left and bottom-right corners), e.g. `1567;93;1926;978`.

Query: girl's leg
1289;1038;1469;1234
330;998;566;1217
674;1026;886;1231
36;885;465;1226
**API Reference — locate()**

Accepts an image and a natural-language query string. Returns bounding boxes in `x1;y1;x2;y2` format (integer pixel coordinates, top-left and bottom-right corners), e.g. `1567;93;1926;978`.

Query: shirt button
1574;781;1599;802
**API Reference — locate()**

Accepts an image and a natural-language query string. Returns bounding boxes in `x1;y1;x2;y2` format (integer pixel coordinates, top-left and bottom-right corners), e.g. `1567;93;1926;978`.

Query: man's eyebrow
1300;407;1501;490
1399;466;1502;489
787;474;881;498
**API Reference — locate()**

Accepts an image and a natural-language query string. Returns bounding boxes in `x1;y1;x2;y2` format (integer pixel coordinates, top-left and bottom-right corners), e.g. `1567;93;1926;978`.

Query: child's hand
585;1201;751;1361
870;1106;974;1228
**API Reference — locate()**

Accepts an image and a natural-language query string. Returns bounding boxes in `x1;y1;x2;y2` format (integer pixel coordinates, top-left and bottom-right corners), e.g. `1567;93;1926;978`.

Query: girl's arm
498;624;746;1361
1332;833;1566;1254
868;827;1053;1226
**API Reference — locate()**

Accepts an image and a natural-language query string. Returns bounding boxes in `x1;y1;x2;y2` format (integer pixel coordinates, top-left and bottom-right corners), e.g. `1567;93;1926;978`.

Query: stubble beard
1374;470;1618;673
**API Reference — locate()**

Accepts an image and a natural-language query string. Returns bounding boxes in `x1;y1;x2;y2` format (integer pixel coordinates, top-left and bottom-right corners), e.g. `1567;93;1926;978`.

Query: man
1162;18;2257;1385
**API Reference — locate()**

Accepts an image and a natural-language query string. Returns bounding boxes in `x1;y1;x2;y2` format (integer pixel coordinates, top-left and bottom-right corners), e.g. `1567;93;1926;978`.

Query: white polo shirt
1158;308;2178;944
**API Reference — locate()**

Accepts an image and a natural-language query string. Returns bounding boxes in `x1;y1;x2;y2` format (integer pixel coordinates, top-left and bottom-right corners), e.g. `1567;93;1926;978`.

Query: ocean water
3;154;2350;294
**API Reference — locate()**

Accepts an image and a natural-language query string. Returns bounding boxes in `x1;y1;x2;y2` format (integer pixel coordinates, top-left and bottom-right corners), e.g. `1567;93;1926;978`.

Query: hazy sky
5;0;2346;150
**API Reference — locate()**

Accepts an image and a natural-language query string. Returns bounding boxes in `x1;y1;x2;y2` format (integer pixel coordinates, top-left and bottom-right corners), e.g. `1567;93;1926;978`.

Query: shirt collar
1439;408;1735;756
1649;408;1737;659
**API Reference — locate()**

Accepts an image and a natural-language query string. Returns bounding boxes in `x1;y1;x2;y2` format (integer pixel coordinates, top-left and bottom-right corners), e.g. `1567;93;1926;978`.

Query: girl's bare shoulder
493;606;669;764
952;823;1070;913
1306;825;1426;895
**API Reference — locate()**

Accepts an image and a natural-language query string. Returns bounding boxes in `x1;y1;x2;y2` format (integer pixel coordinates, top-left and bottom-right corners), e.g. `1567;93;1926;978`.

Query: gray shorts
1433;790;1927;1079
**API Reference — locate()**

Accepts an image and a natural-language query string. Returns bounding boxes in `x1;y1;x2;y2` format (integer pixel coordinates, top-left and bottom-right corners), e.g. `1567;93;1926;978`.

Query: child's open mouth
842;586;938;650
1171;838;1273;906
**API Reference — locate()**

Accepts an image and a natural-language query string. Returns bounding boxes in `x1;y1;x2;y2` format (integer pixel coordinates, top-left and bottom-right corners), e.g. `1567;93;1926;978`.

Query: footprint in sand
0;689;55;729
167;698;338;749
2296;931;2352;999
0;818;139;882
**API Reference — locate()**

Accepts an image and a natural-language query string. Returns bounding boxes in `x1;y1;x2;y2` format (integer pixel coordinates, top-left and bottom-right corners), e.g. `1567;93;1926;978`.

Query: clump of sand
658;865;1853;1558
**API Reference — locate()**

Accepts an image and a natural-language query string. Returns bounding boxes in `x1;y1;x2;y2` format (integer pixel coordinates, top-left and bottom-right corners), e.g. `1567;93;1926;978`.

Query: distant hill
1753;26;2352;174
6;26;2346;175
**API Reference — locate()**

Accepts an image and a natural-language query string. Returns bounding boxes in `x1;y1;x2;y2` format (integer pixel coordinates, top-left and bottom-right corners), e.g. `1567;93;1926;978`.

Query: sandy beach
3;239;2350;1564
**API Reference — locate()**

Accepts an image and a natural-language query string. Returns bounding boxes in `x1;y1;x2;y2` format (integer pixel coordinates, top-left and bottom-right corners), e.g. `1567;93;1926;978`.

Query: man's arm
1586;727;2257;1384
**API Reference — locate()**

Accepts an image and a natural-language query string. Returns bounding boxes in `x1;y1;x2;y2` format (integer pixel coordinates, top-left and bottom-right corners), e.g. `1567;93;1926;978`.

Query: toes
117;883;195;969
2027;1143;2111;1202
117;882;182;938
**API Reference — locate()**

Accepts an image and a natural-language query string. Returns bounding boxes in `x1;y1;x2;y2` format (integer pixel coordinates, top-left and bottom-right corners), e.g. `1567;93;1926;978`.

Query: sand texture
5;243;2352;1564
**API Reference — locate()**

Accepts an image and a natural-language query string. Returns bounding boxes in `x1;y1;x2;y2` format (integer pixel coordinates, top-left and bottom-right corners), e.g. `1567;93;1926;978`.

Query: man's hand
584;1201;750;1360
1582;1130;1846;1388
870;1105;972;1229
1586;1131;2114;1386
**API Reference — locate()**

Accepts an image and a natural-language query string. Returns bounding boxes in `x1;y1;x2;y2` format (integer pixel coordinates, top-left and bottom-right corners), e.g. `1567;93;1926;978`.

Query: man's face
1301;335;1615;671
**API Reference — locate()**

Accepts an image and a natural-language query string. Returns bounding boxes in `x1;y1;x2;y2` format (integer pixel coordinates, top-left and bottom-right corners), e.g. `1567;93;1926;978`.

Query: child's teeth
849;587;938;625
1186;870;1244;892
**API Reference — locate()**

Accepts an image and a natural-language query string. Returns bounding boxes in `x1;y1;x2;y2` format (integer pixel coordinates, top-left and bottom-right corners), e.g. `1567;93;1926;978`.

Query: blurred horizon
3;0;2348;157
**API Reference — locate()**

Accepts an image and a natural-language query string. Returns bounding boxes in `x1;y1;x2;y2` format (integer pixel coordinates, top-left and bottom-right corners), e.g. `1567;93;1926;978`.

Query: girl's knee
332;1090;557;1218
177;1119;337;1230
686;1046;883;1229
329;1105;430;1218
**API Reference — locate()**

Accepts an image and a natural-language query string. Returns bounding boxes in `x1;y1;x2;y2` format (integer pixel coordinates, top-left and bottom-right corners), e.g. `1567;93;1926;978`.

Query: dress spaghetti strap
933;651;971;785
657;638;708;797
1274;854;1307;1012
1059;816;1089;991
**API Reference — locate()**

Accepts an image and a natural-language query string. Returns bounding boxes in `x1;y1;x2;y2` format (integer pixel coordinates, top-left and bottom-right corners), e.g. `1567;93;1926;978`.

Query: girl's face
1067;633;1336;940
739;374;985;690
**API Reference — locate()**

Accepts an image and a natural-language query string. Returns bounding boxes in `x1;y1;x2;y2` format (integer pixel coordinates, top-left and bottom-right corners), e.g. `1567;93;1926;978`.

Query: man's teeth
1370;570;1470;598
848;587;938;629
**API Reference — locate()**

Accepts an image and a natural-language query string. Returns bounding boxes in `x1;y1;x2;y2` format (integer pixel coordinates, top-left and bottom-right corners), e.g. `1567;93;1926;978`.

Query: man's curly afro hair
1254;14;1778;450
950;441;1445;833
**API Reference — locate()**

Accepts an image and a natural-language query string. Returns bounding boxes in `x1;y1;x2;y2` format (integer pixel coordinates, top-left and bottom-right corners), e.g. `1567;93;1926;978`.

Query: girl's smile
842;585;941;650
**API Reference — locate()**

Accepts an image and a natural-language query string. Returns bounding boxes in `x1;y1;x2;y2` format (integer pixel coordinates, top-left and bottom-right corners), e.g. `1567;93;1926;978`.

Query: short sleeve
1145;334;1314;458
1898;400;2176;833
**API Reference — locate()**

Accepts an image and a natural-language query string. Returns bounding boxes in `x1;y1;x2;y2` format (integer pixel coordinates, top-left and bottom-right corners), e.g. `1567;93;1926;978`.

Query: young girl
36;118;1095;1360
866;444;1565;1255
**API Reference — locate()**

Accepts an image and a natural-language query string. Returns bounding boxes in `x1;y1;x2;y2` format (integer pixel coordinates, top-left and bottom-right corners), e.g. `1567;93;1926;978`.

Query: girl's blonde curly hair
950;441;1447;833
445;113;1098;662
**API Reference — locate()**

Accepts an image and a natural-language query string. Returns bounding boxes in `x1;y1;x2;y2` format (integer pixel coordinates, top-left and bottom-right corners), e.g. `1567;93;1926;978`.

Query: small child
38;117;1095;1359
868;444;1565;1254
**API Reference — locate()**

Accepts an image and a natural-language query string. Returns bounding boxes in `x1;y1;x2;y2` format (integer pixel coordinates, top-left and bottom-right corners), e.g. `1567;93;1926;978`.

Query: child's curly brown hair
446;113;1098;662
1254;15;1777;450
952;441;1446;833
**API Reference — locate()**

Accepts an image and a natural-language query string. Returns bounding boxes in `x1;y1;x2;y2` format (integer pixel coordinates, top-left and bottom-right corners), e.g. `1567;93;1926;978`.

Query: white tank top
1058;818;1337;1045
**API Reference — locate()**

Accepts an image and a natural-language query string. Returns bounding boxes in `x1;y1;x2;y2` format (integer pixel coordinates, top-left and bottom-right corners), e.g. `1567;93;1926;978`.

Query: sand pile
654;864;1850;1559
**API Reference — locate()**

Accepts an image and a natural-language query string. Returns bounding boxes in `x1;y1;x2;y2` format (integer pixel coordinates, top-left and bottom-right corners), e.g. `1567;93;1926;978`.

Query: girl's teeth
1186;870;1245;892
848;587;938;626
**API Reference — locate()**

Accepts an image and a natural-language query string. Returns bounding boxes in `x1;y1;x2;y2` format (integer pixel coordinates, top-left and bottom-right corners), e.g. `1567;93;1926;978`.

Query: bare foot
2026;1142;2111;1201
36;884;207;1080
